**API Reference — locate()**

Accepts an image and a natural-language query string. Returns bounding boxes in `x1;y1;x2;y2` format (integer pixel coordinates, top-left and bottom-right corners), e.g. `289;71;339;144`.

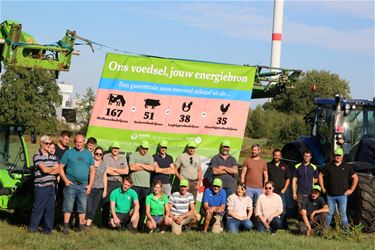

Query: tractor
282;95;375;232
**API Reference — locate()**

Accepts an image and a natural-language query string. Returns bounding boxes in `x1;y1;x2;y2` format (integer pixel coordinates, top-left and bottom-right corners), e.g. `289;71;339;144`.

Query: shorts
62;183;87;213
151;215;164;224
116;212;131;224
171;214;194;235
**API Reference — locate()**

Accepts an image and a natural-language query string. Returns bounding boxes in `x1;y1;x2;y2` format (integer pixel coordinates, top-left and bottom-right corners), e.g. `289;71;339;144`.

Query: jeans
29;186;56;233
226;217;253;233
223;187;234;198
133;186;150;228
326;195;349;228
279;192;288;228
86;188;103;220
246;187;262;207
257;216;282;233
63;183;87;213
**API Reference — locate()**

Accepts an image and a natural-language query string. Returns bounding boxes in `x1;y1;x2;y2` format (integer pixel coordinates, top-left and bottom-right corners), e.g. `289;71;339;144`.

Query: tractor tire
348;173;375;233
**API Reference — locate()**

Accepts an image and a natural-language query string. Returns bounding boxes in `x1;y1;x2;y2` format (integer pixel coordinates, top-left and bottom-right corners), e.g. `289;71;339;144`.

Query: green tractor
282;95;375;232
0;125;34;214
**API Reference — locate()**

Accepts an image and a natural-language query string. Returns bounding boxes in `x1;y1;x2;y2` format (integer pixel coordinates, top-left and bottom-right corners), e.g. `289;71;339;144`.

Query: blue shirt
61;148;94;184
203;188;226;207
293;163;319;195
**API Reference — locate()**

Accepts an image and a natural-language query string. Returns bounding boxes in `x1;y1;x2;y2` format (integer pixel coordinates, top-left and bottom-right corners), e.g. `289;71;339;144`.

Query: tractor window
368;110;375;134
9;134;26;169
344;109;375;145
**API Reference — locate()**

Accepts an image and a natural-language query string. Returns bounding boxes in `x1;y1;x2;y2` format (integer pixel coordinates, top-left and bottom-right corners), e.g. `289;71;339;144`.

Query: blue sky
1;0;374;104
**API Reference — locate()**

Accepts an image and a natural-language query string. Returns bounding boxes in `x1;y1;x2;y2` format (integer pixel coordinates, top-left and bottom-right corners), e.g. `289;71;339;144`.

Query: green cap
111;141;121;149
221;140;231;147
180;179;189;187
212;178;223;187
187;141;197;148
312;185;321;192
140;140;150;149
159;140;168;147
334;148;344;156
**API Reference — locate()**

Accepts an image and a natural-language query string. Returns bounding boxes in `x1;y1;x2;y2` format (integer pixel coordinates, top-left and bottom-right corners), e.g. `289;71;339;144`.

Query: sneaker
63;227;69;235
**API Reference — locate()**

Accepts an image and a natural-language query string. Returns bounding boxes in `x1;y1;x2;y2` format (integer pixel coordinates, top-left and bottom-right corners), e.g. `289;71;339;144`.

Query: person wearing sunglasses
85;146;108;228
153;140;175;196
29;135;60;234
102;141;129;227
202;178;226;233
175;141;202;200
255;181;283;233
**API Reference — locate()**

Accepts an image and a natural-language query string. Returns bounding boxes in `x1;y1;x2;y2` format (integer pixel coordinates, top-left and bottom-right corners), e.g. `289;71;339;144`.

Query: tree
75;87;95;134
263;70;351;115
0;66;62;134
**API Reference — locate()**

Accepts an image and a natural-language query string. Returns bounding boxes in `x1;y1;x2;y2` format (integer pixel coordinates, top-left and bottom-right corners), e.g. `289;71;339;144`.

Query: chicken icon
220;103;230;115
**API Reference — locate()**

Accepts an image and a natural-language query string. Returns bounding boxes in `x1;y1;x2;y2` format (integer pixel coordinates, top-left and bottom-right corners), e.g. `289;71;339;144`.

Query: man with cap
298;185;329;236
175;141;202;200
102;141;129;227
319;147;358;230
210;140;238;198
153;140;175;196
129;140;156;228
167;179;199;235
202;178;226;233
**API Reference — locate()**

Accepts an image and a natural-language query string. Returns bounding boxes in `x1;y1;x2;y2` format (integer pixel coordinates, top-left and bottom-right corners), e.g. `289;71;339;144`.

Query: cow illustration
220;103;230;115
107;93;126;107
144;99;161;109
182;101;193;112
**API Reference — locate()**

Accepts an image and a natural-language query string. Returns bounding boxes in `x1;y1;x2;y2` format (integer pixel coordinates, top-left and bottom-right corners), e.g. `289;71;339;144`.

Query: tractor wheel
348;173;375;233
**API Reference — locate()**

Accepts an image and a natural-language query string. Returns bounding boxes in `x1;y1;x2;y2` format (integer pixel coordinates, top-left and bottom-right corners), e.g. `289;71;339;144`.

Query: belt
72;181;84;185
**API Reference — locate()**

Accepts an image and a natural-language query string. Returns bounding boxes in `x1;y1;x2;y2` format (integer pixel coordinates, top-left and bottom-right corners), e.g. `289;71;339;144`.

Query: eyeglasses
43;142;52;145
95;153;103;156
265;187;273;190
189;157;193;164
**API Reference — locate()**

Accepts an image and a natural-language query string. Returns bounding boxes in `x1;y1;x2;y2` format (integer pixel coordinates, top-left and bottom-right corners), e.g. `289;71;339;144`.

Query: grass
0;220;374;250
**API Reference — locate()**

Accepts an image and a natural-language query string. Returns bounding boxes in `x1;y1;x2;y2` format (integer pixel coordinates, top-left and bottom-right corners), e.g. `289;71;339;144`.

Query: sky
1;0;374;106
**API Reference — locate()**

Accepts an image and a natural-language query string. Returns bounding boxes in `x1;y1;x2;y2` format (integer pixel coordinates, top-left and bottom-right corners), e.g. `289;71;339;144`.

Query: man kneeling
110;177;139;230
299;185;328;236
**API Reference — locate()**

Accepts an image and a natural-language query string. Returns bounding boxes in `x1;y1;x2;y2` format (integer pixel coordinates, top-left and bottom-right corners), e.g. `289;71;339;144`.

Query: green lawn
0;220;374;250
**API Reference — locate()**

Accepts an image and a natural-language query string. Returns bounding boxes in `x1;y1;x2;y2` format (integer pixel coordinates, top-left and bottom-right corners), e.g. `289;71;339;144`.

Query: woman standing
85;146;108;227
226;183;254;233
145;180;170;232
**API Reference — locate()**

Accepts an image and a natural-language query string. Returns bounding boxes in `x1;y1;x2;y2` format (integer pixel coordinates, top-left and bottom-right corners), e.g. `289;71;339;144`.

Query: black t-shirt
54;144;69;162
267;160;291;194
152;153;174;184
321;162;355;196
301;196;326;217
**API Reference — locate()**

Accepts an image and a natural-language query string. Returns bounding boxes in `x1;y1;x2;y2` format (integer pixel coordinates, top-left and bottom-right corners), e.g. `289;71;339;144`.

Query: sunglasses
213;185;221;188
95;152;103;156
44;142;52;145
189;157;193;164
265;187;273;190
141;147;149;151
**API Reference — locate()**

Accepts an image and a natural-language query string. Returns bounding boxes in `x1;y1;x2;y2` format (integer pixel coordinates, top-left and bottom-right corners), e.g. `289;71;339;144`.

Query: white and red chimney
271;0;284;71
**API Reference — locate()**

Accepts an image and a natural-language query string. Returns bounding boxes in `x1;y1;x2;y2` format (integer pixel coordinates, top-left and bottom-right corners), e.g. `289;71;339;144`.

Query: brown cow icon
144;99;161;109
220;103;230;115
182;101;193;112
108;94;126;107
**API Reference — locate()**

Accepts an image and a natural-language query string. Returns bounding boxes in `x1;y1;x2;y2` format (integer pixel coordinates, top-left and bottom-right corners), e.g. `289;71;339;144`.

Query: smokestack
271;0;284;71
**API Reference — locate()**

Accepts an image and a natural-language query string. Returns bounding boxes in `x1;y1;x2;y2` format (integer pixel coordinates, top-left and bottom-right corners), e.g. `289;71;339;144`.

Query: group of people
28;131;358;236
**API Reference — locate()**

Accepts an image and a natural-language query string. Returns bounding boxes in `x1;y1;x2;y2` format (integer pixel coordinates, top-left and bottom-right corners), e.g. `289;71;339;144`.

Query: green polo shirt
145;193;168;216
110;187;138;213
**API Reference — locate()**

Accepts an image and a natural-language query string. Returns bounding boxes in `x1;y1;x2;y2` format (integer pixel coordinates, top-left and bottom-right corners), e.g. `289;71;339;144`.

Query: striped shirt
168;191;194;216
33;150;57;187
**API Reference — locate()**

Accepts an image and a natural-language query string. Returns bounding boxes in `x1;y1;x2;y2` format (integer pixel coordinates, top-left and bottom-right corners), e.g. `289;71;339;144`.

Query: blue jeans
246;187;262;207
63;183;87;213
326;195;349;228
86;188;103;220
226;217;253;233
223;187;234;198
29;186;56;233
257;216;282;233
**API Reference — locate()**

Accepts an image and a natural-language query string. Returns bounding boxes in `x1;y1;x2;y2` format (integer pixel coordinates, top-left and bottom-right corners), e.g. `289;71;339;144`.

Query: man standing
202;178;226;233
255;181;283;233
292;150;319;209
55;130;70;162
319;148;358;230
211;140;238;198
86;137;97;156
299;185;329;236
102;141;129;226
29;135;60;234
167;179;199;235
240;144;268;207
59;133;96;234
109;177;139;231
267;149;291;227
153;140;175;196
175;141;202;200
129;141;156;227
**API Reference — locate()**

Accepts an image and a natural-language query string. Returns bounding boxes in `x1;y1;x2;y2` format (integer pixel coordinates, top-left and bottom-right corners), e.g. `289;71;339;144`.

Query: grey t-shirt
210;154;237;188
175;153;201;180
129;151;155;188
103;153;128;182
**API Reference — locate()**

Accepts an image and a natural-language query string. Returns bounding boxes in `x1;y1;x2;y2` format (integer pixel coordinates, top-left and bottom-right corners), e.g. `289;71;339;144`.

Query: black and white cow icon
144;99;161;109
107;93;126;107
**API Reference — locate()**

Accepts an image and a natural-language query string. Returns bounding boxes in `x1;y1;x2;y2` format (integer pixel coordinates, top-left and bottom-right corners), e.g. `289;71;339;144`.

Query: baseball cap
312;185;321;192
159;140;168;147
334;148;344;156
187;141;197;148
221;140;231;147
212;178;223;187
111;141;121;149
180;179;189;187
140;140;150;149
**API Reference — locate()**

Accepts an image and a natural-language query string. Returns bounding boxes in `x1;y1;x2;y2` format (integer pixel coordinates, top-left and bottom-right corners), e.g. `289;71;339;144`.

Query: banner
87;53;255;197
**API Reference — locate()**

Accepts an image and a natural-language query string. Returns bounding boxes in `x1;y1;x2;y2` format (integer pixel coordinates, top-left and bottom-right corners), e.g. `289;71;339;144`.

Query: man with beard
55;131;70;161
210;140;238;198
